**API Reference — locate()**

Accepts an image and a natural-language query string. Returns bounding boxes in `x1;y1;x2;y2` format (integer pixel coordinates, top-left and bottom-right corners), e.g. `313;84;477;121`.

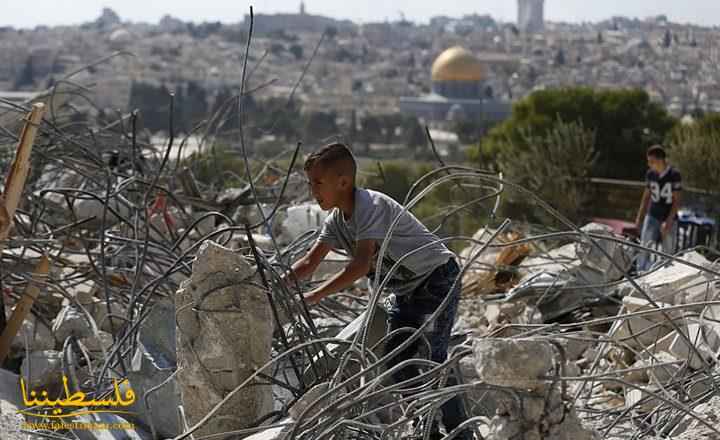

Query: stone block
175;241;273;438
52;306;96;342
473;338;554;391
20;350;63;391
609;314;672;350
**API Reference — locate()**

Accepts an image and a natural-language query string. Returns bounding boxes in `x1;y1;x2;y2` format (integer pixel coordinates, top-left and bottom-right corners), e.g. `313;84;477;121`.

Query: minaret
517;0;545;33
299;1;306;15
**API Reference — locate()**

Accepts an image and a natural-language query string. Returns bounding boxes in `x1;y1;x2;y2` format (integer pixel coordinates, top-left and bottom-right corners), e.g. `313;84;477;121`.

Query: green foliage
668;114;720;192
454;119;494;145
404;118;426;149
496;118;598;223
303;111;339;143
289;44;303;60
128;81;173;133
476;87;675;179
183;144;264;190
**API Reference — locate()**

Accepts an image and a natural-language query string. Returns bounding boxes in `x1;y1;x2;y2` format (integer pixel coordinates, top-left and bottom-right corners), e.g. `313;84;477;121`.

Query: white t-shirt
317;187;455;295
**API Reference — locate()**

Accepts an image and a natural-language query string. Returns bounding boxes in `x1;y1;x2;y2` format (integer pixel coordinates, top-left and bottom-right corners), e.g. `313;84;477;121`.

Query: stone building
518;0;545;33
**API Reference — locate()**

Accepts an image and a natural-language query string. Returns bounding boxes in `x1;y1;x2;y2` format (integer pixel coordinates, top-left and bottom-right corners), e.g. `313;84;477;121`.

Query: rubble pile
0;85;719;440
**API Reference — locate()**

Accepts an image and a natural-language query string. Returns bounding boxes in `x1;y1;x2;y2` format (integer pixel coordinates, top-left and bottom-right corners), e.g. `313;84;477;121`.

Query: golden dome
431;46;485;82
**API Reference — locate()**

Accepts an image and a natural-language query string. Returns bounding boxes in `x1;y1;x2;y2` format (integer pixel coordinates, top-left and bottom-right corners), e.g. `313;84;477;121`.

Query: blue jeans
385;258;469;437
638;215;676;272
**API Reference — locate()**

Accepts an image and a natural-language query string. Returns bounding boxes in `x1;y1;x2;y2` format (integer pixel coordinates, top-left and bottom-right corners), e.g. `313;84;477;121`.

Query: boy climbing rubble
282;143;471;439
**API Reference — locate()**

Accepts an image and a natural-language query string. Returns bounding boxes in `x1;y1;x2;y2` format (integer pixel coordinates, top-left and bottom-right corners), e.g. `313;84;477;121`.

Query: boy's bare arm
662;190;682;236
304;239;376;304
635;188;650;229
283;241;332;286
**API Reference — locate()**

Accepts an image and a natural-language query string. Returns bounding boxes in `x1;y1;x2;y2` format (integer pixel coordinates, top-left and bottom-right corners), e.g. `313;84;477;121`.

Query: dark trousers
384;258;469;437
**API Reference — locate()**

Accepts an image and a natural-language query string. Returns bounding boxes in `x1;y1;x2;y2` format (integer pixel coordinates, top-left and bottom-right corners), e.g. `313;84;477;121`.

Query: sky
2;0;719;29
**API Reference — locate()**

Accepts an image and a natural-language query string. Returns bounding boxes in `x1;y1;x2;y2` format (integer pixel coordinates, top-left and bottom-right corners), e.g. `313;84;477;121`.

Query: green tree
472;87;676;179
302;111;338;143
254;97;302;141
359;115;383;144
128;81;173;133
668;114;720;191
403;117;426;149
454;119;491;145
497;118;598;223
289;44;303;60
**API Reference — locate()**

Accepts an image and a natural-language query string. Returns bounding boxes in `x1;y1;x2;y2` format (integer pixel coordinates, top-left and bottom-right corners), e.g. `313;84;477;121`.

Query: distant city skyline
2;0;719;29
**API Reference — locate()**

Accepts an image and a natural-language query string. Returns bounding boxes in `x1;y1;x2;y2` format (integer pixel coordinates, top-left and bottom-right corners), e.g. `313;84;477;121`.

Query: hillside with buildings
2;2;719;130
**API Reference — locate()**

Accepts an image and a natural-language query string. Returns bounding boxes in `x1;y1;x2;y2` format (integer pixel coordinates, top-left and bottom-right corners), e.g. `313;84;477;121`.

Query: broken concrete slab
138;299;176;364
642;332;676;359
243;423;292;440
78;331;113;355
670;396;720;440
52;305;95;342
668;328;717;370
175;241;273;438
9;312;54;354
624;387;659;413
125;342;180;438
20;350;63;391
621;296;675;323
71;193;133;229
624;352;682;384
609;314;672;350
635;251;713;298
473;338;554;391
0;368;22;411
574;222;634;281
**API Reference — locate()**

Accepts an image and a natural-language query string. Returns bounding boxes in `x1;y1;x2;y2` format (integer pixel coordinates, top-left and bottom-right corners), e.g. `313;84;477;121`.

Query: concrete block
20;350;63;391
625;352;682;385
473;338;554;391
52;306;96;342
176;241;273;438
9;312;55;354
621;297;675;323
669;330;716;370
642;332;675;359
624;387;658;413
638;251;711;293
609;314;672;350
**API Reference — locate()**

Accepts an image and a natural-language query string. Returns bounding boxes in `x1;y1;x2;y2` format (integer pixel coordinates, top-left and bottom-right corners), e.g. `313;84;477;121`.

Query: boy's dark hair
647;145;667;160
304;143;357;182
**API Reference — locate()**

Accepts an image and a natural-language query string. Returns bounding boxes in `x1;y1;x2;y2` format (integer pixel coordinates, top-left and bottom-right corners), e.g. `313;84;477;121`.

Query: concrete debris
8;312;54;354
0;94;718;440
20;350;63;391
52;305;96;342
175;241;273;438
125;342;180;437
473;338;555;391
672;396;720;439
474;338;600;440
78;331;113;354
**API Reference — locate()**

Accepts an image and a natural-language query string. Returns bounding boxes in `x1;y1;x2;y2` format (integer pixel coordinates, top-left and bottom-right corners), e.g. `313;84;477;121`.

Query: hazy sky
2;0;719;28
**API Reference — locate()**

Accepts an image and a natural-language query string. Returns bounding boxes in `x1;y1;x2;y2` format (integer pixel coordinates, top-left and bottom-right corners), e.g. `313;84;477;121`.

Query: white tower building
517;0;545;33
